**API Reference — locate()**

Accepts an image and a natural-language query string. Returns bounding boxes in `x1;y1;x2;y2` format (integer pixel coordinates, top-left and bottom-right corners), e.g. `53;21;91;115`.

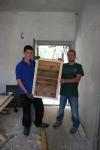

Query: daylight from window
38;45;69;63
38;45;69;105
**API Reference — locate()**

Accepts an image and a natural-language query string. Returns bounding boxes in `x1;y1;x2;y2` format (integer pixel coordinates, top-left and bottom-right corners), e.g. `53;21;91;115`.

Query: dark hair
23;45;33;52
67;49;76;57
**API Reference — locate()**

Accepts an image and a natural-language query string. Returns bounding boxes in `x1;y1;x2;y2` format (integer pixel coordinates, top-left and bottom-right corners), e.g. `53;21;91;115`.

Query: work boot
53;121;62;129
23;127;30;136
39;123;49;128
35;123;49;128
70;127;78;134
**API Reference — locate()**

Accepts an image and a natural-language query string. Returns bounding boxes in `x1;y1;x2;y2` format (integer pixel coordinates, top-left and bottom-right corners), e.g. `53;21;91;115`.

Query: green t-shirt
60;63;84;97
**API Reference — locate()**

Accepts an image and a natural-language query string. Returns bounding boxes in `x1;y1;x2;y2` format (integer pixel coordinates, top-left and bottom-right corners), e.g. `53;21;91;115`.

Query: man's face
67;52;76;63
24;49;33;60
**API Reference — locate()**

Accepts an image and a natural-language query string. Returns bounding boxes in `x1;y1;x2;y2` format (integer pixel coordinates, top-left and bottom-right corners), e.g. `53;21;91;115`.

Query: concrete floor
43;106;93;150
0;106;93;150
0;108;41;150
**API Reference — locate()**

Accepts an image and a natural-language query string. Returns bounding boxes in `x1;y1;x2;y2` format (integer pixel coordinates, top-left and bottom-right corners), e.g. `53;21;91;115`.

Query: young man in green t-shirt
53;49;84;134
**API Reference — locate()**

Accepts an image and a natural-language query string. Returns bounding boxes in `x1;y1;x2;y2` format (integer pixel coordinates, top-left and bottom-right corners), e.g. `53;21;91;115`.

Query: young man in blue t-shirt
16;45;49;136
53;49;84;134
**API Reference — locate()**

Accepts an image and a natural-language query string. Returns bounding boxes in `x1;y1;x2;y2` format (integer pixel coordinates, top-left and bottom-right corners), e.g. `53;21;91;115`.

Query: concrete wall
75;0;100;148
0;11;76;92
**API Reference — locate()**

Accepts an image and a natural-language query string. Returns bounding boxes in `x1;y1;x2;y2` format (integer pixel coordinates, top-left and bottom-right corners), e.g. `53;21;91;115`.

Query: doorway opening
34;40;73;105
38;45;69;63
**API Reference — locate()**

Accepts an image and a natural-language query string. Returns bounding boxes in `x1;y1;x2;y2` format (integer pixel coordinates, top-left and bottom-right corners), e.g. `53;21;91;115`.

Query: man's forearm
64;78;79;83
17;79;34;99
61;75;81;84
17;79;28;93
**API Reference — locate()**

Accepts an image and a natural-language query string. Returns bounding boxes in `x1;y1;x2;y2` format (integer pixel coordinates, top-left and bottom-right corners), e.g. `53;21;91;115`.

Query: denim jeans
57;95;80;128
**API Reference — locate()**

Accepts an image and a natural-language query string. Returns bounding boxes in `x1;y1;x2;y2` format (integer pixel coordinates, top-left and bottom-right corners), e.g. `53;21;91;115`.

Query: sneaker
70;127;78;134
23;127;30;136
35;123;49;128
53;121;62;128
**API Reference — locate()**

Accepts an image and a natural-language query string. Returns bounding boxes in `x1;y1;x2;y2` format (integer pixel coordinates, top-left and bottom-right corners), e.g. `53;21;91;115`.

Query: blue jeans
57;95;80;128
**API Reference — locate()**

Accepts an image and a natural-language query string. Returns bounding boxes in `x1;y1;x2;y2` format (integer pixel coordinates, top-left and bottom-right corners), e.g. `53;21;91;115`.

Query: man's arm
17;79;28;93
17;79;34;99
60;74;82;84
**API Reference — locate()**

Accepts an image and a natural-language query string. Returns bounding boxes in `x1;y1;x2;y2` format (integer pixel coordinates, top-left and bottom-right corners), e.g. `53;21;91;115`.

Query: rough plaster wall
0;12;18;92
76;0;100;148
0;11;75;92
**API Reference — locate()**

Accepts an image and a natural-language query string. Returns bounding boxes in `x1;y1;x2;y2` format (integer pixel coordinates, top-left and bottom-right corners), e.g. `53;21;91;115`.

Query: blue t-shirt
15;58;35;94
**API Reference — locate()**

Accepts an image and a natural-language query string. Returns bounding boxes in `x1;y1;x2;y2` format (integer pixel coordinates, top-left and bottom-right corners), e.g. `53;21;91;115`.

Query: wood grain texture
0;96;14;112
40;128;48;150
32;59;63;99
0;95;14;142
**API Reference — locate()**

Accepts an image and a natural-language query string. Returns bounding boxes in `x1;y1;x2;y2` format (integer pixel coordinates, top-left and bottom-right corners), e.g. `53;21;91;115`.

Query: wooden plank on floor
40;128;48;150
0;96;14;112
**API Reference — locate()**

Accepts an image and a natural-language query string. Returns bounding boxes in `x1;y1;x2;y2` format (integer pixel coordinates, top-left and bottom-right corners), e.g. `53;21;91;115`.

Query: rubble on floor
0;108;41;150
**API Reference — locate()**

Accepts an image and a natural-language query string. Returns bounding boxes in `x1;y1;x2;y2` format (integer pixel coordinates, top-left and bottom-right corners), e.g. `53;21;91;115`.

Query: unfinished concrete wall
75;0;100;148
0;11;76;92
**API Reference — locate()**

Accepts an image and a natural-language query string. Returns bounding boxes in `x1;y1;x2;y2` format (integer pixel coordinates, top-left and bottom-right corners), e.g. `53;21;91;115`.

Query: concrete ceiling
0;0;85;13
